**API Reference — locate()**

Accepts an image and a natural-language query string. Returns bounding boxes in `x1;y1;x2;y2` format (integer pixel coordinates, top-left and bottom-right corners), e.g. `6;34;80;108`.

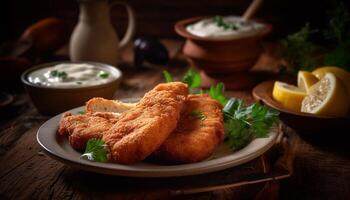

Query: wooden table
0;40;349;200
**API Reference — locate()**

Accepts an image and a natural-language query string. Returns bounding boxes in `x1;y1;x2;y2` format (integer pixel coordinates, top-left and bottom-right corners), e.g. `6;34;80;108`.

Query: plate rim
37;106;279;177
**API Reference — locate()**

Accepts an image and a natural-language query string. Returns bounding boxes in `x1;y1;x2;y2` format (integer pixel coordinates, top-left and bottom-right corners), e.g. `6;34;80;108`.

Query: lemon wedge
301;73;349;117
312;66;350;99
272;81;307;112
297;71;319;92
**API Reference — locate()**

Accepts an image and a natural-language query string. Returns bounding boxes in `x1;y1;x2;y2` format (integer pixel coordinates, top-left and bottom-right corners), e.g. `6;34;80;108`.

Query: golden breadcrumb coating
58;112;119;150
154;94;224;163
102;82;188;164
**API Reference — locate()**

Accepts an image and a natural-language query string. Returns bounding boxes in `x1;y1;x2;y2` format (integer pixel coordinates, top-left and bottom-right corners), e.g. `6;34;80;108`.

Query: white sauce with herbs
28;63;117;88
186;16;266;39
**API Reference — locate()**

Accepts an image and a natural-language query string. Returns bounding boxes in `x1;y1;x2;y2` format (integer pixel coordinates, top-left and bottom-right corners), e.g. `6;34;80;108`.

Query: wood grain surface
0;40;349;200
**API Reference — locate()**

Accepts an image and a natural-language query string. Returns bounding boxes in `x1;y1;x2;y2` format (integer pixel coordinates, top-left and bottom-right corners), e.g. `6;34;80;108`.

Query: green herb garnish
50;70;68;79
281;2;350;72
281;23;317;72
182;69;202;89
50;70;58;77
162;70;173;83
322;2;350;70
161;71;279;152
81;139;108;162
163;70;227;104
208;82;228;106
323;43;350;71
213;16;238;30
78;111;85;115
191;110;207;121
323;2;350;44
223;98;279;151
98;71;109;79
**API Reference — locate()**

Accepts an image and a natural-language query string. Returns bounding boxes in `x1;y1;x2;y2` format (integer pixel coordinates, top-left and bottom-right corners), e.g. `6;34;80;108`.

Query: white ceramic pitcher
69;0;135;66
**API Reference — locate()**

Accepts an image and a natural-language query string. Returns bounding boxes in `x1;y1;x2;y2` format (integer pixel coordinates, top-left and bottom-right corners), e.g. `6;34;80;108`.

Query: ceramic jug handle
110;1;136;49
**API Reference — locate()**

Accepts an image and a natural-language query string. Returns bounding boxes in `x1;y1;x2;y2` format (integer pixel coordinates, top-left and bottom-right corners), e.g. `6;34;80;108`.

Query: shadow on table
59;144;291;199
296;128;349;158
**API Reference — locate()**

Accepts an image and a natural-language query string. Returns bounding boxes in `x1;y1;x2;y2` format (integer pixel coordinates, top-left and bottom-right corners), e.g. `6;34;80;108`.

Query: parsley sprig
182;69;201;89
80;68;279;163
163;70;173;83
163;69;227;105
223;98;279;151
281;23;317;73
208;82;228;105
162;69;279;151
81;139;108;162
281;2;350;72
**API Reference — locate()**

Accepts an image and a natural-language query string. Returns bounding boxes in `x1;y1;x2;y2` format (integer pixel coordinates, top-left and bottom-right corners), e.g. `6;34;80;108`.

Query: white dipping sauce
186;16;266;39
28;63;118;88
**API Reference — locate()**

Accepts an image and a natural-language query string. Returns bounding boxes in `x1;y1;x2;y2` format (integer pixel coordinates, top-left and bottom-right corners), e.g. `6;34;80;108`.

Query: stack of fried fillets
58;82;224;164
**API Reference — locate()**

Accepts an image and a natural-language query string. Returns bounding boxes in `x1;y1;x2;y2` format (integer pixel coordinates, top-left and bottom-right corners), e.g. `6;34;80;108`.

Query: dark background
1;0;349;43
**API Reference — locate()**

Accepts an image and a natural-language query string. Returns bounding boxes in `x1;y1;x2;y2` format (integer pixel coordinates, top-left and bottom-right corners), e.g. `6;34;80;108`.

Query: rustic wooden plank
0;108;270;200
0;118;80;200
0;39;349;200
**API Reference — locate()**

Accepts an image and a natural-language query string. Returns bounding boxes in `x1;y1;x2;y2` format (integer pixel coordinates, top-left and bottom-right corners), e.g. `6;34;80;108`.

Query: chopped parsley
98;71;109;79
81;139;108;162
213;16;238;30
77;111;85;115
182;69;202;89
163;70;173;83
208;82;228;106
191;110;207;121
50;70;68;79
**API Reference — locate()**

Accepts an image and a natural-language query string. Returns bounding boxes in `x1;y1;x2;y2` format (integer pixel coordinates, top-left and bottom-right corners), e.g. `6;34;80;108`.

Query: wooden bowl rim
174;16;272;42
252;80;350;120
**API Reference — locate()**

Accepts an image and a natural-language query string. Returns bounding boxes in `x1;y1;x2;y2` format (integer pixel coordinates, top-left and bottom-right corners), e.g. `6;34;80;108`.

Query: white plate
37;106;278;177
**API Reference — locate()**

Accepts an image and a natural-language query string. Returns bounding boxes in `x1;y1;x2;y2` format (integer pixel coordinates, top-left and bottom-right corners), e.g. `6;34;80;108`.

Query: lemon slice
312;66;350;99
297;71;319;92
272;81;307;112
301;73;349;117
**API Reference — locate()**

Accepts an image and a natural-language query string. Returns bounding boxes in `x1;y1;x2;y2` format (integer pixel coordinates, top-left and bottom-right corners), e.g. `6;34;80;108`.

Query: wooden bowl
252;81;350;134
175;16;272;76
21;61;122;115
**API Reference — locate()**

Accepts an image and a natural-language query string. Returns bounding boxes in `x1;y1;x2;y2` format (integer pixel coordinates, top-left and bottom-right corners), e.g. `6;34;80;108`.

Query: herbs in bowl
175;15;271;83
186;15;267;39
21;61;122;115
27;63;116;88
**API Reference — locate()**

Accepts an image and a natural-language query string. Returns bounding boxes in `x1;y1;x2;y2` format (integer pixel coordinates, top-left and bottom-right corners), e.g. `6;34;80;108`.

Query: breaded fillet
102;82;188;164
154;94;224;163
58;112;119;150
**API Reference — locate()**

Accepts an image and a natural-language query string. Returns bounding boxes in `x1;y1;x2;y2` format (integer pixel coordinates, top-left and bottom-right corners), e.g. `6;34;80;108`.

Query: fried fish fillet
154;94;224;163
102;82;188;164
58;112;119;150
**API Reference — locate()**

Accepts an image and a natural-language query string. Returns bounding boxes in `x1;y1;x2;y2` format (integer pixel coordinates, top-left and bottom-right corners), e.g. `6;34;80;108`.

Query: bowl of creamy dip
21;61;122;115
175;16;271;84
